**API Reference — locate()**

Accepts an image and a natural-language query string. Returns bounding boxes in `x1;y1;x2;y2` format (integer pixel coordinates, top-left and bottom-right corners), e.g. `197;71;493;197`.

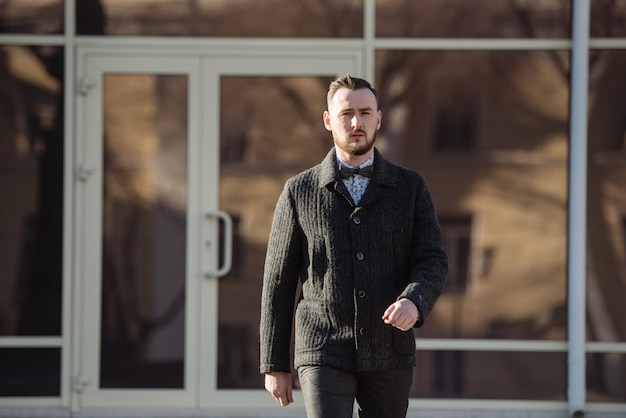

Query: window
432;93;478;152
376;0;570;38
0;46;64;336
0;0;63;34
76;0;363;37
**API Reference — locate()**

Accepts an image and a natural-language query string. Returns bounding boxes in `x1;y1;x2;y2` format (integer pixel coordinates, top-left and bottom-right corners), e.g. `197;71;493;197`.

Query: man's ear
377;109;382;130
323;110;332;131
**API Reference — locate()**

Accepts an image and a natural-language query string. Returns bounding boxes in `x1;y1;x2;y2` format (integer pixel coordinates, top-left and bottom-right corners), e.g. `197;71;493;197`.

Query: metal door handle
204;210;233;278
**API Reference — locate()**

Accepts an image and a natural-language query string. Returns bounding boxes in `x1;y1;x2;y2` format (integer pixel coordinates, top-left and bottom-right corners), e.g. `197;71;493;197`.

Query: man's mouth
350;131;365;138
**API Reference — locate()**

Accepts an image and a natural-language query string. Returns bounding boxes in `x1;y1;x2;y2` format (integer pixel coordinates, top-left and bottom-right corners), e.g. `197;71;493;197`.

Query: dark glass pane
0;0;64;34
77;0;363;37
217;76;333;389
587;352;626;402
412;350;566;400
0;46;64;336
99;74;187;389
377;0;570;38
377;50;568;340
590;0;626;37
0;347;61;396
587;50;626;344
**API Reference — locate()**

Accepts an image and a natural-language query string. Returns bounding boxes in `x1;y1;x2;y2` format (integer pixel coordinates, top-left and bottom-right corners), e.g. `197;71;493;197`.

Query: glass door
75;54;204;408
199;55;359;409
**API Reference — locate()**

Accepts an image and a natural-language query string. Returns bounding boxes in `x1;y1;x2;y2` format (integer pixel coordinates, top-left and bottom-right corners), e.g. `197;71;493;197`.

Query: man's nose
351;115;362;128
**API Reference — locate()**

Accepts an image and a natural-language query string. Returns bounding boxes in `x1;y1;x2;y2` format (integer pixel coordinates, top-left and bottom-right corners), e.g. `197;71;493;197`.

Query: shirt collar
336;154;374;170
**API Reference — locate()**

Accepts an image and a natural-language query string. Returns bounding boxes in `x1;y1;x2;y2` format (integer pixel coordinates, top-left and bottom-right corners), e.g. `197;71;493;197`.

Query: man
260;74;448;418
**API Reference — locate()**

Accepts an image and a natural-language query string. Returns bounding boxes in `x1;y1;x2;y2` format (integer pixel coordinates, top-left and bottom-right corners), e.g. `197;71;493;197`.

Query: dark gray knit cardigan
260;147;448;374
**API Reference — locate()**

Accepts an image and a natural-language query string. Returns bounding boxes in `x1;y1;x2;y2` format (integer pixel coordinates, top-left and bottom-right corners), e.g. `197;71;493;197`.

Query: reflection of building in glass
0;0;625;414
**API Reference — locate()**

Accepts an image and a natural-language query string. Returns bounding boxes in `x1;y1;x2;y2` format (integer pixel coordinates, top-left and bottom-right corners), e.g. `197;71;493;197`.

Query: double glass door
74;49;358;409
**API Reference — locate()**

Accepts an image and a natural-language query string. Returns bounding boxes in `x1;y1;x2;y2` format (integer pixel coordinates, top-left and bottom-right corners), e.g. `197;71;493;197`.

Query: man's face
323;87;382;157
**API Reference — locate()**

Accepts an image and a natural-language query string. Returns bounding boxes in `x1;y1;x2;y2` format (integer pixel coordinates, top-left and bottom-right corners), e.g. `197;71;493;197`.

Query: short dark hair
327;74;379;108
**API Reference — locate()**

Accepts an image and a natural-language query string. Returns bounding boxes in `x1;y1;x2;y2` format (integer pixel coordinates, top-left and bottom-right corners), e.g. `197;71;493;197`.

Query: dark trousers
298;365;413;418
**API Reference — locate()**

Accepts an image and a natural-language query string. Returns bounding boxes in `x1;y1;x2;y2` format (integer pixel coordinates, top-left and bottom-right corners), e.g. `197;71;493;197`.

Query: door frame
73;52;203;408
73;46;362;411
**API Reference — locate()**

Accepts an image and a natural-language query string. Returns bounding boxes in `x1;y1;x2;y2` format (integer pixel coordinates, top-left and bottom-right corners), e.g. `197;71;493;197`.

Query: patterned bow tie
339;165;374;179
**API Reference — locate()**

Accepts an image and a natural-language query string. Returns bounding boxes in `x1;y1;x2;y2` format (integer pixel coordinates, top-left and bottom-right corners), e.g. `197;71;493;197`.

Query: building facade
0;1;625;417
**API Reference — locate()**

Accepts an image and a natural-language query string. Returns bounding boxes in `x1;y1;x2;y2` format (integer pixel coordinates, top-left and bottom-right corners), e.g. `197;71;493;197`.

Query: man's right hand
264;372;293;406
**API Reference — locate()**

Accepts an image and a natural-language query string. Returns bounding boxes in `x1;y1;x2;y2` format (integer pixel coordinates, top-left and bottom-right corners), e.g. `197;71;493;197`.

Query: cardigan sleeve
259;181;303;374
398;175;448;328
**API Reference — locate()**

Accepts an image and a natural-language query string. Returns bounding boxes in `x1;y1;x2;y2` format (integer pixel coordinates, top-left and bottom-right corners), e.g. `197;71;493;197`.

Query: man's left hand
382;298;419;331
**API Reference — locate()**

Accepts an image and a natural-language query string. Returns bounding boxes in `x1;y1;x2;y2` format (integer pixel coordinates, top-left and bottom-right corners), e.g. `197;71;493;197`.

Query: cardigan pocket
294;300;330;353
392;327;416;356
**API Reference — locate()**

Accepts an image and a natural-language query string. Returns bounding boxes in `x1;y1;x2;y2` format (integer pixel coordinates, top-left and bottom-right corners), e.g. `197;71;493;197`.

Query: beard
333;129;377;156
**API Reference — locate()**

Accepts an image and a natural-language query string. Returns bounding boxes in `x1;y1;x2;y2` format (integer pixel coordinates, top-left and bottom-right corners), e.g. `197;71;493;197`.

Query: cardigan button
352;216;361;224
356;252;364;261
358;290;366;298
359;327;367;336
